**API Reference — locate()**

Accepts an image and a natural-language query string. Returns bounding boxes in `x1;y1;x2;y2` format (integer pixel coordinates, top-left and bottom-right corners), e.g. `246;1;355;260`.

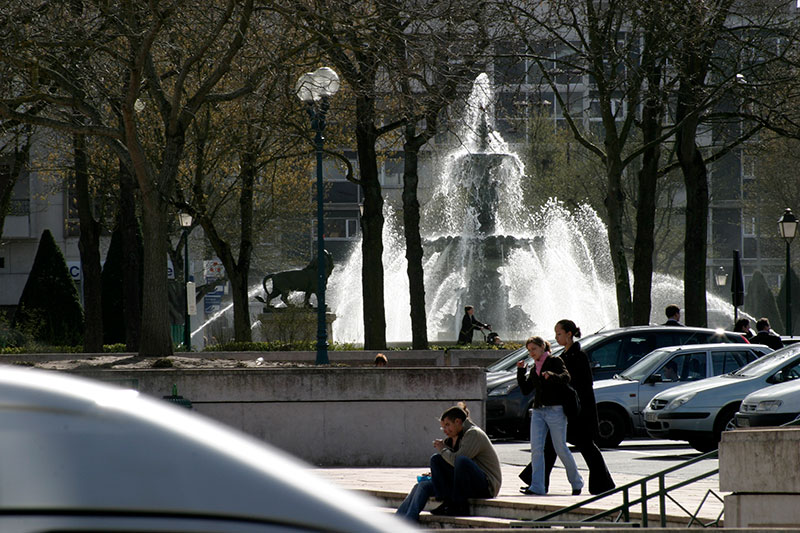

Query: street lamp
715;266;728;288
778;207;798;336
179;212;193;349
296;67;340;365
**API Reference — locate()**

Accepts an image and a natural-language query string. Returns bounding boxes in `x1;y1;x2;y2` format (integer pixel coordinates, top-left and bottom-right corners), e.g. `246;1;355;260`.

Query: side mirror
645;373;663;385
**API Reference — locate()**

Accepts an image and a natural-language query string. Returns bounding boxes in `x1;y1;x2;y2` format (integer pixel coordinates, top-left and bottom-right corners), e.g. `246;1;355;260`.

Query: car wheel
596;406;626;448
712;404;740;444
688;437;717;453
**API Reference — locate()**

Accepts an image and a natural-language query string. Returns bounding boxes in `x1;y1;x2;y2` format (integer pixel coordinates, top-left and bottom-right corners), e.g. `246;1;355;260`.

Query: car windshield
618;348;673;381
486;347;528;372
729;344;800;377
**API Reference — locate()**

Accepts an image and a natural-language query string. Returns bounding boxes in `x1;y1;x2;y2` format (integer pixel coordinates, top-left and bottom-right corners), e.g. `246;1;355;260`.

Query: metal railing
521;448;721;528
514;417;800;529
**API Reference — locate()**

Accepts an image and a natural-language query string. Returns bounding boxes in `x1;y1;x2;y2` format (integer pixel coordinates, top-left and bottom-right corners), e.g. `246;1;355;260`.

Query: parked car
486;325;749;437
0;365;415;533
735;378;800;428
593;343;771;447
643;343;800;452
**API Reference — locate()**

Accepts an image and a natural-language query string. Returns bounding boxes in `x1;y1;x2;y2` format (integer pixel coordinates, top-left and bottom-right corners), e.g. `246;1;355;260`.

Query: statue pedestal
257;308;336;343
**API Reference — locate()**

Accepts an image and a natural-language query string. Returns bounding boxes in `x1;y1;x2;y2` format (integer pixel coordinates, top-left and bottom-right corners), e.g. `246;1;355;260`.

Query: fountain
192;74;738;346
328;74;623;343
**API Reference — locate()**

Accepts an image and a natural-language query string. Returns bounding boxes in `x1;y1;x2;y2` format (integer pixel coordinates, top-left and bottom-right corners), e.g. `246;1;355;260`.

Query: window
712;350;755;375
314;217;359;240
589;339;622;370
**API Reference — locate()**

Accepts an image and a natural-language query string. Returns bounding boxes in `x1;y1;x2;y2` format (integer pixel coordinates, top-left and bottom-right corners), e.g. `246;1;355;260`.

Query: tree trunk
680;140;709;327
632;67;663;325
676;79;709;328
606;158;634;326
402;133;428;349
73;132;104;352
0;142;30;241
119;162;142;350
138;189;173;355
357;96;387;350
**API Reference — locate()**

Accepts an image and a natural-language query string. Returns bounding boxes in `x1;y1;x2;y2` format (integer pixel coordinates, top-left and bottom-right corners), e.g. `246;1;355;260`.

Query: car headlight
756;400;783;412
667;392;696;410
488;382;519;396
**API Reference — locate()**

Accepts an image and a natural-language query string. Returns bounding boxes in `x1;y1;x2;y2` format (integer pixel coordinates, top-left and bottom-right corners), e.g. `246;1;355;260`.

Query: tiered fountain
329;74;620;343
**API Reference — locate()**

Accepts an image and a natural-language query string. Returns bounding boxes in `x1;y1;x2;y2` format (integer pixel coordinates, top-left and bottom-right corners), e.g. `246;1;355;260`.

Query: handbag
562;383;581;419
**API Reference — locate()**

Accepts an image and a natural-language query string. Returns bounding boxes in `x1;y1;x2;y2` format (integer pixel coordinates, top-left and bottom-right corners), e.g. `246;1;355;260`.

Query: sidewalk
315;460;726;527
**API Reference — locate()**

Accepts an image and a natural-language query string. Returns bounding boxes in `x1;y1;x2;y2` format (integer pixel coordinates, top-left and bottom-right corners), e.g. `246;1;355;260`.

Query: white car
643;343;800;452
593;343;771;447
735;378;800;428
0;365;415;533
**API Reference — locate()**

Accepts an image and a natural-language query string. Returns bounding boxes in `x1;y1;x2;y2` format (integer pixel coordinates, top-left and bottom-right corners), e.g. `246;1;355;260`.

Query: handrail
526;417;800;528
530;448;719;527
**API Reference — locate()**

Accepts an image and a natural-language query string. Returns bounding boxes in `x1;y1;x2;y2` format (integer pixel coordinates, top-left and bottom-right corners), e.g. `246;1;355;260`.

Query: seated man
396;403;502;521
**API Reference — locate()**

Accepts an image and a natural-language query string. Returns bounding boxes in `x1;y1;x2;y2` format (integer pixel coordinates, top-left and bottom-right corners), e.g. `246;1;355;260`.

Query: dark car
486;325;749;437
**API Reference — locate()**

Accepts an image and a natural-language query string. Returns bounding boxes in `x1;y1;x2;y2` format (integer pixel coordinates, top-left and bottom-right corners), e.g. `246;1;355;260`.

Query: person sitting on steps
395;403;502;521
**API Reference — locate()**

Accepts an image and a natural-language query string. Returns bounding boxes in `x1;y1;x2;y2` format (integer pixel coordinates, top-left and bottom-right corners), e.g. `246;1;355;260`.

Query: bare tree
1;0;268;354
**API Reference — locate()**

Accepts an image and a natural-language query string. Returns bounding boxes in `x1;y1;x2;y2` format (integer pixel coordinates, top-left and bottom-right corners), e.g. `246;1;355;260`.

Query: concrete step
369;489;710;529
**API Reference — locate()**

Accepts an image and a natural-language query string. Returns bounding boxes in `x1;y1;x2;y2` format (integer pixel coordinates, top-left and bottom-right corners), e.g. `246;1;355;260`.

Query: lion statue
255;250;334;309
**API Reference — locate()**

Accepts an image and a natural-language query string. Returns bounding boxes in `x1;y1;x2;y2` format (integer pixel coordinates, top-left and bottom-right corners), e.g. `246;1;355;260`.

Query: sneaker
429;502;451;516
444;502;470;516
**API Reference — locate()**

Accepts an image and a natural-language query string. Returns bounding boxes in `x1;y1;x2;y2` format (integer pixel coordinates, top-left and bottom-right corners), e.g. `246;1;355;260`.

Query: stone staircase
368;489;696;530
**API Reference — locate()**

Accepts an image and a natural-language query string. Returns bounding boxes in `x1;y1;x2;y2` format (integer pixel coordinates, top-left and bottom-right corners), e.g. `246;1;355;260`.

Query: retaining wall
69;367;487;467
5;348;512;367
719;427;800;528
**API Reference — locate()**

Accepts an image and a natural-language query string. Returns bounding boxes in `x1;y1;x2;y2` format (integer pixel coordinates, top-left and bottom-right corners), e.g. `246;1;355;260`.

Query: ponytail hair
556;319;582;339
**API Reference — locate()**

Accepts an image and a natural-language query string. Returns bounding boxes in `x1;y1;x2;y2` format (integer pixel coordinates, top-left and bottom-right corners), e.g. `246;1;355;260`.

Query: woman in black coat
543;319;615;495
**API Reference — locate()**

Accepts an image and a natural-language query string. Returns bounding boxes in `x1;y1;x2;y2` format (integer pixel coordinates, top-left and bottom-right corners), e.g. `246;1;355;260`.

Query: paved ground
315;438;726;526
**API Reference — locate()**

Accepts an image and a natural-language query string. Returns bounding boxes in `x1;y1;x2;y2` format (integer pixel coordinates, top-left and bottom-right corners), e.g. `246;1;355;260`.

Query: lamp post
296;67;340;365
778;208;798;336
179;212;193;349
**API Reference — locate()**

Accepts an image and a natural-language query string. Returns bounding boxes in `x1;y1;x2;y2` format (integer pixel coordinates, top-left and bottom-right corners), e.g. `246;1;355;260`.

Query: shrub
12;230;84;346
744;270;784;333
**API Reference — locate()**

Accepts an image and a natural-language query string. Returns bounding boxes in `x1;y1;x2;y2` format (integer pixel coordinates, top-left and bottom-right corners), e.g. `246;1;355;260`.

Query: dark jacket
458;313;488;344
752;330;784;350
664;319;684;327
517;355;570;409
561;342;600;436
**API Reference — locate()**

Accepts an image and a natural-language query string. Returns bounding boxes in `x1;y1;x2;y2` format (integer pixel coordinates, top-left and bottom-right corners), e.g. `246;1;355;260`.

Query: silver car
0;366;415;533
643;343;800;452
593;343;771;447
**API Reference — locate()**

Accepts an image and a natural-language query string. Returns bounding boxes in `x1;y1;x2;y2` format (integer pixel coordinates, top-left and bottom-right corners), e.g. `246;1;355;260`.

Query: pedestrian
752;317;784;350
517;336;584;496
458;305;490;344
395;403;502;521
663;304;684;326
374;353;388;366
733;318;754;340
543;319;615;495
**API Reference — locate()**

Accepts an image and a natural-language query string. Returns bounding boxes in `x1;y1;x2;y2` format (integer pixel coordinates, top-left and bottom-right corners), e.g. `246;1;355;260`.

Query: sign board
186;281;197;316
67;261;82;281
203;259;225;314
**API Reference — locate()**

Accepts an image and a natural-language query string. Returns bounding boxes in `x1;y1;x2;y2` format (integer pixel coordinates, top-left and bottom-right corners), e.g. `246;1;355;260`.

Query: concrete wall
69;367;486;467
719;428;800;528
10;348;513;367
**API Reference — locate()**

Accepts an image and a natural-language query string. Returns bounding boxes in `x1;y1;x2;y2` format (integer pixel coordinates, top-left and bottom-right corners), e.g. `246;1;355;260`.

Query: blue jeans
528;405;583;494
396;477;435;521
396;453;490;520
